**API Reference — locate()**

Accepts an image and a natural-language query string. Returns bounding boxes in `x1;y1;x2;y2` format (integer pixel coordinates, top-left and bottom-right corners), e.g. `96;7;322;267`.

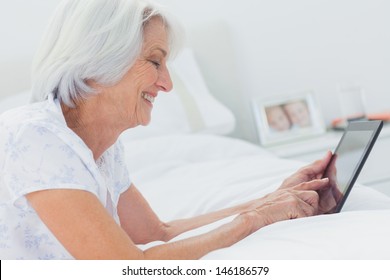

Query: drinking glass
339;86;367;121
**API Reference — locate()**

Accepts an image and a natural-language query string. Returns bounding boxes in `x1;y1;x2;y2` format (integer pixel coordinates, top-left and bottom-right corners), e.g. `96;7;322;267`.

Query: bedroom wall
1;0;389;143
0;0;60;97
159;0;390;143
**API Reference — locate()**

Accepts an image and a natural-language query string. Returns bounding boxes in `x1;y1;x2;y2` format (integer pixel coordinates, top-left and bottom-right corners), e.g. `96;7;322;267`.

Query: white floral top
0;94;131;259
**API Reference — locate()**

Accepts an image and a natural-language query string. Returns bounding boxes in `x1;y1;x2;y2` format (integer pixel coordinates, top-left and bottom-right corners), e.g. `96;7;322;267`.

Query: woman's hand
278;151;342;214
241;178;329;234
279;151;333;190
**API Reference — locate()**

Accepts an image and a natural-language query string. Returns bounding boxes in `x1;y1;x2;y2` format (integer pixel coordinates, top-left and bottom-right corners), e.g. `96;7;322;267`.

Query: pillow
120;48;236;140
0;90;31;114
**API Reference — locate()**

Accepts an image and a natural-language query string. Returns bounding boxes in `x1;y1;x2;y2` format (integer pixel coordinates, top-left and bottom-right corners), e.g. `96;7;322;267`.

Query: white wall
0;0;60;96
158;0;390;142
1;0;389;142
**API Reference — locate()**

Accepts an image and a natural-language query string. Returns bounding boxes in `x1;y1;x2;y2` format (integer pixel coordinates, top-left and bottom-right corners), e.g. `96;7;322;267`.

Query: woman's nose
157;67;173;92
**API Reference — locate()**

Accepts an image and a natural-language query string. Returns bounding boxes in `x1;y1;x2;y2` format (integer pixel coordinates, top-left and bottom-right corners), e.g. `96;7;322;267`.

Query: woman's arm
27;180;324;259
117;185;254;244
26;188;252;259
118;153;334;244
26;189;144;259
144;178;326;259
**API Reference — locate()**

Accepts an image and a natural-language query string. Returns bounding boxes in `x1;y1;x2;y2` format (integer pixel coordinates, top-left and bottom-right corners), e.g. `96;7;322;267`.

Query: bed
1;49;390;260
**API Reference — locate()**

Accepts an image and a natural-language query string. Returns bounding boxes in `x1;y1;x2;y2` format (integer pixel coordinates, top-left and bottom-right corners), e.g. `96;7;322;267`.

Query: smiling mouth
142;92;155;104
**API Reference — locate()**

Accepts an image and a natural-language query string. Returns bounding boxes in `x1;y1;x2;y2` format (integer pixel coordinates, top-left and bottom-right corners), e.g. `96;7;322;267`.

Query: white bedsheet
122;133;390;259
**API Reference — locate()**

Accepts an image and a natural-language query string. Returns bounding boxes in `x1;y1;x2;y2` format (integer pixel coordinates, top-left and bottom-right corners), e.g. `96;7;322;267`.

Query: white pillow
0;91;31;114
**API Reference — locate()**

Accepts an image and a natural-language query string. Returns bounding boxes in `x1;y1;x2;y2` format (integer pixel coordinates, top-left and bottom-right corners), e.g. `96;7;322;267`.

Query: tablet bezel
324;120;383;213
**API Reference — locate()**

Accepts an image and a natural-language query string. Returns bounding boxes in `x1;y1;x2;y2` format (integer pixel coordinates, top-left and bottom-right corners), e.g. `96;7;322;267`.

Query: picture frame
252;91;326;146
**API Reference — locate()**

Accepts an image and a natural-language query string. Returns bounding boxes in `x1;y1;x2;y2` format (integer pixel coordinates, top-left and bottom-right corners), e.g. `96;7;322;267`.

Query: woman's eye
149;60;161;69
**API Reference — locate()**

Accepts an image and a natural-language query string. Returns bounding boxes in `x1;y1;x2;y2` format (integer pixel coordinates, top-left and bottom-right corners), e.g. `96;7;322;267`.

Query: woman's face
102;17;172;129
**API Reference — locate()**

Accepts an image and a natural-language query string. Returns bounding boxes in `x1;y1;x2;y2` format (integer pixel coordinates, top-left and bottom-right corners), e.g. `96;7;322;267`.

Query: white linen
123;133;390;259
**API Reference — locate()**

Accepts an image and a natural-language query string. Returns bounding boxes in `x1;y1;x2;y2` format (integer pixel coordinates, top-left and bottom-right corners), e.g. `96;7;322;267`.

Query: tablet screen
323;121;383;213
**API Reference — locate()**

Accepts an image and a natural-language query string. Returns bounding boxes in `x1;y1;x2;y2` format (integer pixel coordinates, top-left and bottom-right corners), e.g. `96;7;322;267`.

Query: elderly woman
0;0;337;260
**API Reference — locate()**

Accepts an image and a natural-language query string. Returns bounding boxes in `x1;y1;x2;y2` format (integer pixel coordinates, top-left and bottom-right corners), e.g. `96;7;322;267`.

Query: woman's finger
301;151;333;178
293;178;329;191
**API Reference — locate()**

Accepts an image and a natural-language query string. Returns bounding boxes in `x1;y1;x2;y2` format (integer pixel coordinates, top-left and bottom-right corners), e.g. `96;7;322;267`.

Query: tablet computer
323;120;383;213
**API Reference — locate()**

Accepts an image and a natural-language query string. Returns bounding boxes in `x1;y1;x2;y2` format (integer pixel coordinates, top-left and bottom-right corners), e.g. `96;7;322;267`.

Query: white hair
31;0;183;106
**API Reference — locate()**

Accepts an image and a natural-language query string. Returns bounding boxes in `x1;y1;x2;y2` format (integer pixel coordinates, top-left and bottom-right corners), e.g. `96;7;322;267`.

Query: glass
338;86;367;121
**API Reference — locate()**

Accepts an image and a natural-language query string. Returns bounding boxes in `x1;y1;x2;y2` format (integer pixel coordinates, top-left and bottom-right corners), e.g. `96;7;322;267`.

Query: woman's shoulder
0;97;65;135
1;102;39;122
0;103;43;140
0;99;81;160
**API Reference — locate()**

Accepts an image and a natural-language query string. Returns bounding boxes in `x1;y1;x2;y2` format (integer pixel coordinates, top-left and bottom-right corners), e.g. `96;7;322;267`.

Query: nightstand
265;124;390;196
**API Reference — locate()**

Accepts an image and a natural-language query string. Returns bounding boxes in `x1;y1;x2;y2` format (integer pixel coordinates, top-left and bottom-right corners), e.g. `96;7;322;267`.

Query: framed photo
252;91;326;146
